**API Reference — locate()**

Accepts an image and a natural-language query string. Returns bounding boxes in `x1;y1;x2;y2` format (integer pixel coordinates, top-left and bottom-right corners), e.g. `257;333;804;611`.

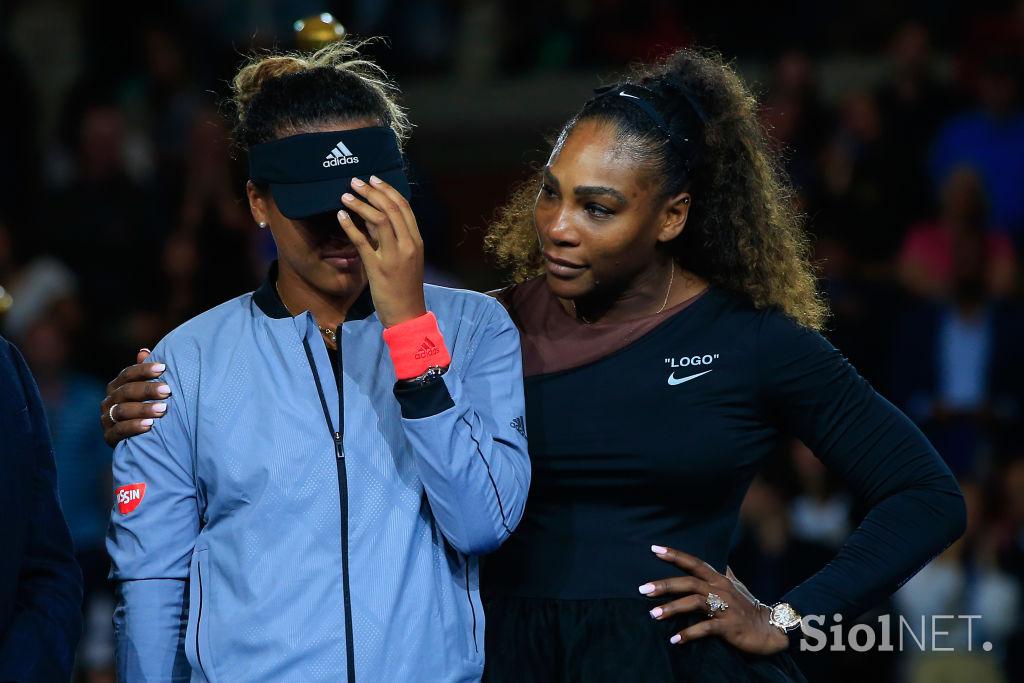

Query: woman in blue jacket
103;41;529;682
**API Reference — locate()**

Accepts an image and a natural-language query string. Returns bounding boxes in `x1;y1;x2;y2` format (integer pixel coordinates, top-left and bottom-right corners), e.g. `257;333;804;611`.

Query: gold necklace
275;281;338;345
572;263;676;324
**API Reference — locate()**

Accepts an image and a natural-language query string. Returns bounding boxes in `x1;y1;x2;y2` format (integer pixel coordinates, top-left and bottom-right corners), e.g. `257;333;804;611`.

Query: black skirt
482;595;809;683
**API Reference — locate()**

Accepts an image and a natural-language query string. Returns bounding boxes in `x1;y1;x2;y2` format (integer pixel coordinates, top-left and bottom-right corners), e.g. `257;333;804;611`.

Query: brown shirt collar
495;276;709;377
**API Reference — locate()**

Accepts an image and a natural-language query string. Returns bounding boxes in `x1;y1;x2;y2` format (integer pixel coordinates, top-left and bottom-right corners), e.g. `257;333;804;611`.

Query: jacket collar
253;260;375;321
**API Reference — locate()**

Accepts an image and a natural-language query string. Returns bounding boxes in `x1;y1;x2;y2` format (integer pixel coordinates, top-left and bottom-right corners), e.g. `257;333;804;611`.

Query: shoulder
753;303;833;357
157;293;253;348
147;293;256;377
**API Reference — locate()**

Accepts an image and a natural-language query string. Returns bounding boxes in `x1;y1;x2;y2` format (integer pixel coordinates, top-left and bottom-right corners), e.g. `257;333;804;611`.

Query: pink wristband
382;311;452;380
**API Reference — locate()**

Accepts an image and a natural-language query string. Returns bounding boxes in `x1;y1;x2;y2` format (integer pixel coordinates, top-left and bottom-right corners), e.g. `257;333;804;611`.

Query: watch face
771;603;801;629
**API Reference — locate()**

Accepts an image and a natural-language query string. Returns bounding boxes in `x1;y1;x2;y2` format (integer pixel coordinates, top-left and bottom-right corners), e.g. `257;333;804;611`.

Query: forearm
781;476;965;622
114;579;192;682
387;303;530;555
397;372;529;555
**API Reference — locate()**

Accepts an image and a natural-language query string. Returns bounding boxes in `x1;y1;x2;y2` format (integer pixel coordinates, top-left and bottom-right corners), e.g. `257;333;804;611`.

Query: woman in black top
480;48;965;681
103;48;964;681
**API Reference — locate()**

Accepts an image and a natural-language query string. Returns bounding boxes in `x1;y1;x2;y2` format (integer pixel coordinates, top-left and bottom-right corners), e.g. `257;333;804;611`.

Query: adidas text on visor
248;126;411;219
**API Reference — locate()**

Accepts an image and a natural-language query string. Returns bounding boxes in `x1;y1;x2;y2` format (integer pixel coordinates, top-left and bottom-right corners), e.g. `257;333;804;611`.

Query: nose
544;206;581;248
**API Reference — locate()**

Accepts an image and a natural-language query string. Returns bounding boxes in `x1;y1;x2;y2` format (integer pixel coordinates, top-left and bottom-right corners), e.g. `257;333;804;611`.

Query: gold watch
767;602;802;633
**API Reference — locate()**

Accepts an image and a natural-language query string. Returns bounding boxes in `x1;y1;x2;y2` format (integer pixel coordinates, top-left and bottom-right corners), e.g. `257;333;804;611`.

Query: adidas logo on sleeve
323;140;359;167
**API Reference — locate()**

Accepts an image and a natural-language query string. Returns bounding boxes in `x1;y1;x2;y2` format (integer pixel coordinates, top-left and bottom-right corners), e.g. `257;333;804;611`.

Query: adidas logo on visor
323;140;360;167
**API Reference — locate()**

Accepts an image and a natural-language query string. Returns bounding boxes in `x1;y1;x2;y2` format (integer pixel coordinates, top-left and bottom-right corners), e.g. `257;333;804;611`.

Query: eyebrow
543;167;628;204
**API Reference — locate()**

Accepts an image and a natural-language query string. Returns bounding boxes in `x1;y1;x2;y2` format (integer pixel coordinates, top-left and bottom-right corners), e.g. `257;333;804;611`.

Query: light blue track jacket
106;264;530;682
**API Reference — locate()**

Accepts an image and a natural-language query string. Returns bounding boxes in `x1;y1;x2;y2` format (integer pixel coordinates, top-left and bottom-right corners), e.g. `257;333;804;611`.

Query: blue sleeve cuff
393;377;455;419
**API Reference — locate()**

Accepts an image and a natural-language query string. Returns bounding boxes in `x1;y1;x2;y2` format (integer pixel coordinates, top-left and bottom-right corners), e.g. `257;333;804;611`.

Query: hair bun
232;56;310;110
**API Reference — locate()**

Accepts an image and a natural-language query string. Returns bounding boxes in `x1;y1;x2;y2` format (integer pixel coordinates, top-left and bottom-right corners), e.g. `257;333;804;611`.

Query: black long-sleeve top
485;277;967;625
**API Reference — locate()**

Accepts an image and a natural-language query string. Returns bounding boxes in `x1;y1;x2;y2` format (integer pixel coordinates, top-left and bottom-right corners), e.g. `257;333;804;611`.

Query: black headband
248;126;410;219
587;82;705;170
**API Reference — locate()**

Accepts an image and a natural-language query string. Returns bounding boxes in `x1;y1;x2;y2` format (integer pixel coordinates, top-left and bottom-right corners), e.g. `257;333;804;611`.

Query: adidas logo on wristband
414;337;441;359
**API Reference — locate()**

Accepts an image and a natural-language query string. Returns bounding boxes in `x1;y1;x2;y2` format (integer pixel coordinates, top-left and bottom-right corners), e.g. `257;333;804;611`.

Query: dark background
1;1;1022;681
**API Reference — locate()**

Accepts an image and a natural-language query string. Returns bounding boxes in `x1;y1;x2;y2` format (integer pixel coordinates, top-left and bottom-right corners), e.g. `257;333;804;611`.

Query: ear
246;180;270;226
656;191;691;244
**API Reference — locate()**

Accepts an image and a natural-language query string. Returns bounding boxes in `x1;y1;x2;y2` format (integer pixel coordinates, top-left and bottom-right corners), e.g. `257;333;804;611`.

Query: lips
321;244;361;271
322;248;359;260
543;252;587;278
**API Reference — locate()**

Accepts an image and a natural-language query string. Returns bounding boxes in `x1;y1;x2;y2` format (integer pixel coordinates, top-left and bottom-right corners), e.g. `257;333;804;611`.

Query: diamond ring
706;592;728;617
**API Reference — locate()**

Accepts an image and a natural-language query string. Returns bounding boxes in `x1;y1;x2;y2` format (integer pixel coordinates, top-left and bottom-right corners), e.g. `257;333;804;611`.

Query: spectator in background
760;50;832;202
875;22;957;225
892;219;1024;476
930;56;1024;244
44;92;166;376
165;105;255;318
818;89;908;266
899;167;1018;300
133;25;202;175
0;330;83;682
4;258;114;683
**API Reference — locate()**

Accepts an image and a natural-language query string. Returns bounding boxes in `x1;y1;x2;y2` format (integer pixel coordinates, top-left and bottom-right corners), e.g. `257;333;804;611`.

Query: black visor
248;127;410;219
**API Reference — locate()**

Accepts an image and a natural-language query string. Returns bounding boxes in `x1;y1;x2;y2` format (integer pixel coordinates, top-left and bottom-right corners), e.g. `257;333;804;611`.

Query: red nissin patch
116;483;146;514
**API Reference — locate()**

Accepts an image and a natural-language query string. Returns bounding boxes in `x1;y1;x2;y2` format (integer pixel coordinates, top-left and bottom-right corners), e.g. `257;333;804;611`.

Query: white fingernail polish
670;634;681;644
638;583;655;595
153;363;166;372
157;385;171;396
651;545;668;554
153;403;167;413
141;419;154;427
650;607;663;618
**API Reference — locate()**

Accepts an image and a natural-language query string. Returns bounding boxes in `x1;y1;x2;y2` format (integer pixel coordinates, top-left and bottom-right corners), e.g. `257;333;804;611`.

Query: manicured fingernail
369;174;382;185
652;545;668;555
350;177;365;187
342;193;355;202
157;385;171;396
650;607;663;618
670;634;682;644
153;403;167;414
338;210;348;220
639;583;655;595
141;419;154;427
152;363;166;373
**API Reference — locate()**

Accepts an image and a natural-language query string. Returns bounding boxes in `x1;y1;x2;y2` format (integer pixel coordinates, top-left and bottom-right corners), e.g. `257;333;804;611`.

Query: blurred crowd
1;2;1023;682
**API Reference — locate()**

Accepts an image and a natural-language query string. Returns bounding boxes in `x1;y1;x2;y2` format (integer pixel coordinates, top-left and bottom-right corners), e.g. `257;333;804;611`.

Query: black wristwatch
396;365;448;389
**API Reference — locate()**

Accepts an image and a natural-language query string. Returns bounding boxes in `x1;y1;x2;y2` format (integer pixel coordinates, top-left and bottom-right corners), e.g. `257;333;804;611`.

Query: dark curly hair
484;48;827;330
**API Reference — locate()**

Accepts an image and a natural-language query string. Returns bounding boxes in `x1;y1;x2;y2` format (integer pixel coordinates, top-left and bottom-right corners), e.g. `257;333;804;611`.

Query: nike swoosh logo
667;369;713;386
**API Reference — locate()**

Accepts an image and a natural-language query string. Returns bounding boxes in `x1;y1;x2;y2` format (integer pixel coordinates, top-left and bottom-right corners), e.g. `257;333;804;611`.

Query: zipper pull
334;431;344;459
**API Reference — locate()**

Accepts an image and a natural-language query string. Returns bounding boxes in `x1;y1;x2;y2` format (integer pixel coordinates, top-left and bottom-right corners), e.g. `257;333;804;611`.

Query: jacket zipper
196;559;209;679
302;327;356;683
